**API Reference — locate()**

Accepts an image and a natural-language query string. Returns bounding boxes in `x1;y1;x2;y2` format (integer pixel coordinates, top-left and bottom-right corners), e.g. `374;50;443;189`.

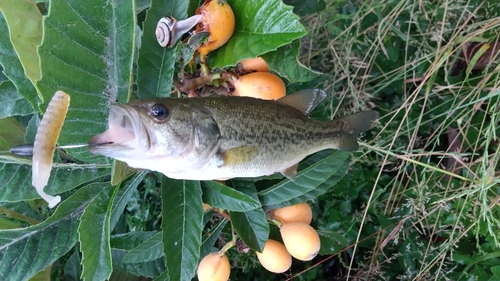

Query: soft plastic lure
32;91;70;208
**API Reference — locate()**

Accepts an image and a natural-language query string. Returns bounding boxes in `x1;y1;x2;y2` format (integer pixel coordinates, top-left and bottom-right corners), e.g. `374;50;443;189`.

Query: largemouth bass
88;89;377;180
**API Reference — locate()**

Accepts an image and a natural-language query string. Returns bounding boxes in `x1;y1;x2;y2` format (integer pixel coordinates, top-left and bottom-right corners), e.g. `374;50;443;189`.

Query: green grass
295;0;500;279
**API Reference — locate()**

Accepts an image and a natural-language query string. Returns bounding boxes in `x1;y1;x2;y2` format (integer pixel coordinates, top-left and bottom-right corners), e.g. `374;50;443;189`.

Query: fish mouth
88;104;151;157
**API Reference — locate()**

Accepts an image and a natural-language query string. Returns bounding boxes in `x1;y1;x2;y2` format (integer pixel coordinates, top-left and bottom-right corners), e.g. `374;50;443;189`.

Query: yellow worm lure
32;91;70;208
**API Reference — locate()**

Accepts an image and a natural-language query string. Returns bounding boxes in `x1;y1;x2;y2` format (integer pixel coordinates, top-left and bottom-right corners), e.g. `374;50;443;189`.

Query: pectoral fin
192;107;221;159
217;146;259;167
280;163;298;181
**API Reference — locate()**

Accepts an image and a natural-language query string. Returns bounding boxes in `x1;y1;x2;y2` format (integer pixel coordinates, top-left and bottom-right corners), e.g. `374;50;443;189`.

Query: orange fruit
197;0;235;56
272;202;313;224
233;72;286;100
280;222;320;261
238;57;269;74
197;252;230;281
256;239;292;273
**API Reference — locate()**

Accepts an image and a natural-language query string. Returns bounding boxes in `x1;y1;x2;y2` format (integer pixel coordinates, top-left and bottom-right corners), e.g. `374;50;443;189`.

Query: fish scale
89;90;377;180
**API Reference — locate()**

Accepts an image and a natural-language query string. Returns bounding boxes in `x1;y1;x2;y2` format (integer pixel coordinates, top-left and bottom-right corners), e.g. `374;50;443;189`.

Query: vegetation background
0;0;500;280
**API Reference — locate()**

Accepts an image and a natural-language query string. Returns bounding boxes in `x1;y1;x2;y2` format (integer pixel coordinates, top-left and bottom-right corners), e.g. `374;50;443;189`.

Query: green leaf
276;159;350;208
111;160;136;186
317;230;348;255
0;183;106;281
201;181;262;211
0;117;25;150
123;232;163;263
28;264;51;281
0;218;20;229
0;202;46;222
36;0;136;162
112;249;166;278
153;270;170;281
0;0;42;84
24;114;39;143
0;9;40;107
111;232;166;278
0;163;110;202
122;220;227;263
200;219;228;259
63;251;81;281
137;0;190;98
452;252;472;264
111;232;159;250
113;251;166;279
79;184;118;281
384;38;399;62
465;43;490;80
109;269;142;281
262;41;319;83
473;265;489;280
282;0;326;16
136;0;152;13
161;178;203;281
0;81;34;117
258;151;350;208
491;265;500;277
0;201;44;224
209;0;307;69
229;183;269;252
110;171;147;230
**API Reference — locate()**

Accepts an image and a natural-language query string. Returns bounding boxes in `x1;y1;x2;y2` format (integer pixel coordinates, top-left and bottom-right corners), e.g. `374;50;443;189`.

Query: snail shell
156;16;176;47
156;15;203;48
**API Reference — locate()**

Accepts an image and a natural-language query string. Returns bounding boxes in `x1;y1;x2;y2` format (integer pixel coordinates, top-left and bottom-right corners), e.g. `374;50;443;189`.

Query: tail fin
335;111;378;151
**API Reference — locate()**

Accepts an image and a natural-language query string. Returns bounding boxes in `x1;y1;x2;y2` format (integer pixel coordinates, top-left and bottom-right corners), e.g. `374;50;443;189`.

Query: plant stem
0;206;40;225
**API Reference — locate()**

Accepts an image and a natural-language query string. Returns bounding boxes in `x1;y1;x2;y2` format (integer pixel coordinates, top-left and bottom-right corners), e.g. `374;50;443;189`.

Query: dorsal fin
277;89;327;116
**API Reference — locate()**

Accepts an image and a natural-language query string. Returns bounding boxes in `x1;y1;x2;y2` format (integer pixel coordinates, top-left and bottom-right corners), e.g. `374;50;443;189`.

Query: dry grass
299;0;500;279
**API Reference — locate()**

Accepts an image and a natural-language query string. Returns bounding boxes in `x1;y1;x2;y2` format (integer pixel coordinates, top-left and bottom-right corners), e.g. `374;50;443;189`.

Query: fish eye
151;104;169;121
